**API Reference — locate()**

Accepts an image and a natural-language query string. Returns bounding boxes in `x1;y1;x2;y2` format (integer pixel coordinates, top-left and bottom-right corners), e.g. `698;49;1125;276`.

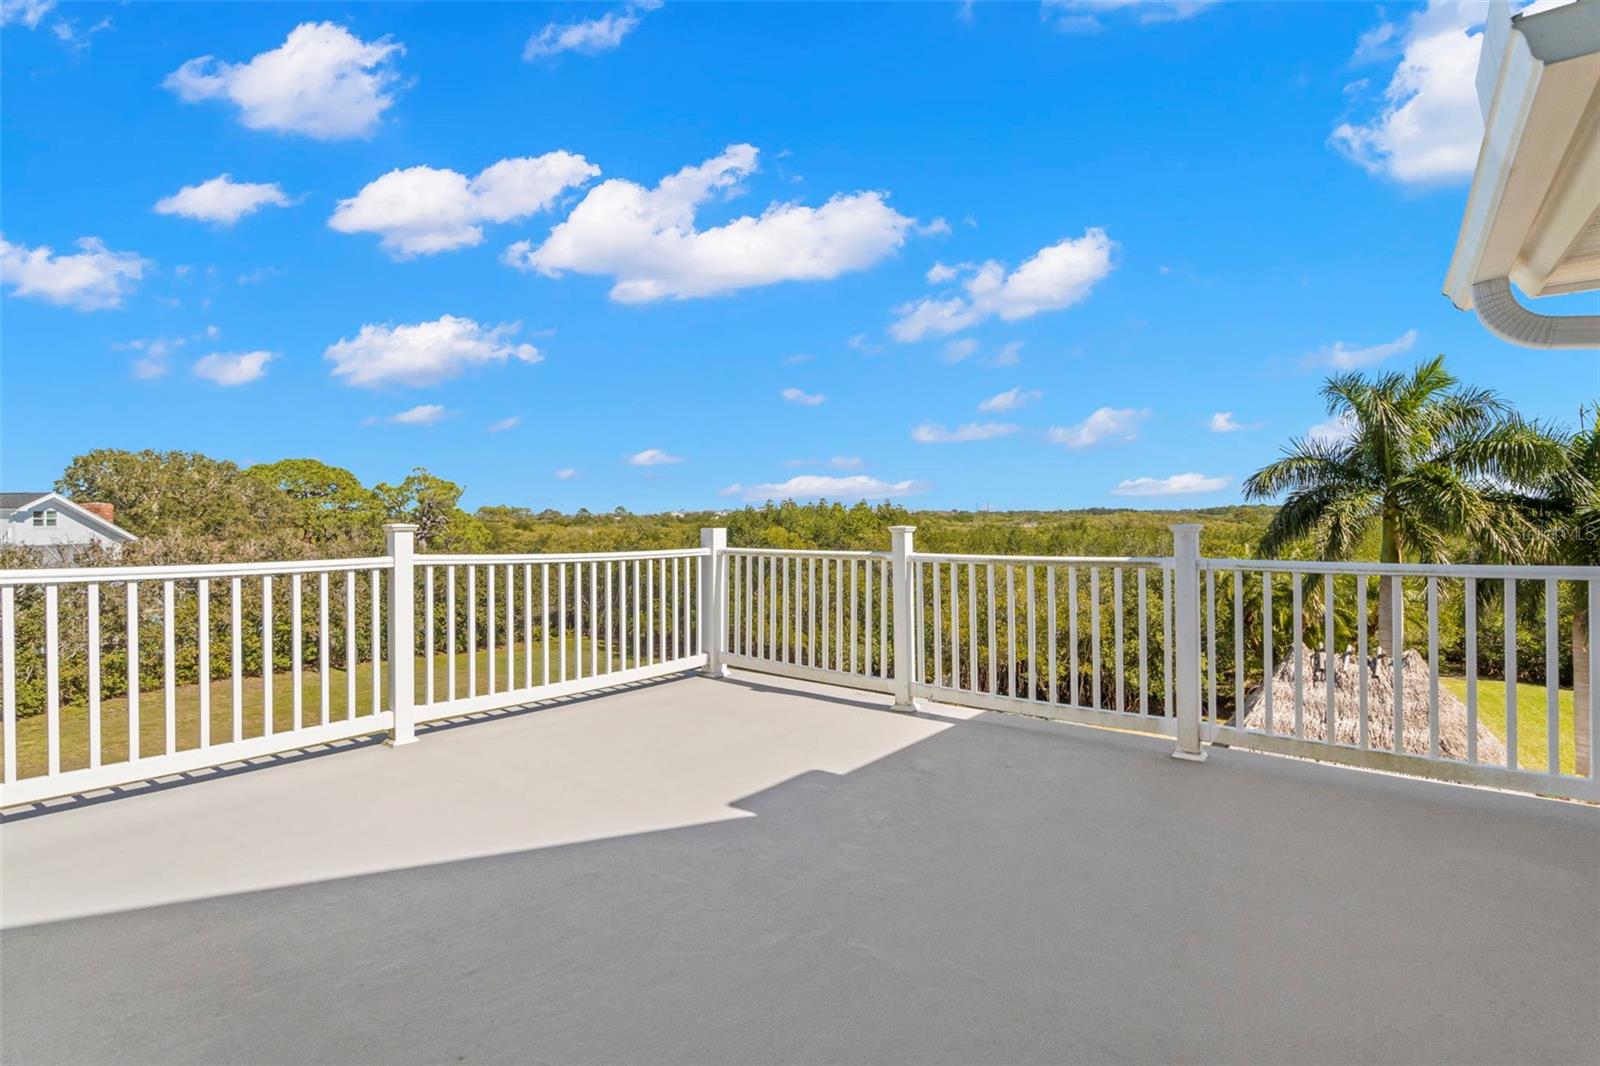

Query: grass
1440;676;1576;776
9;635;638;781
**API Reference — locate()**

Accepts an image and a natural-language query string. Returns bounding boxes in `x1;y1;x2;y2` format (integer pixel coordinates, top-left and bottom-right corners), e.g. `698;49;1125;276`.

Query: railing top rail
0;556;394;588
1202;557;1600;580
723;547;891;560
420;547;709;566
910;551;1171;567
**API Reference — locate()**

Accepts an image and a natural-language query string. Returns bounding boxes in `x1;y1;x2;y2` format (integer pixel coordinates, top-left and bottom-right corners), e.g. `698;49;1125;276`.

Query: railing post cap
382;523;419;533
1168;523;1201;532
888;525;916;532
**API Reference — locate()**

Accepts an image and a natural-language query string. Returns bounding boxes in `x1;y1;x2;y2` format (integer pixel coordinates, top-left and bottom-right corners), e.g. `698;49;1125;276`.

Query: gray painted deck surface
2;671;1596;1065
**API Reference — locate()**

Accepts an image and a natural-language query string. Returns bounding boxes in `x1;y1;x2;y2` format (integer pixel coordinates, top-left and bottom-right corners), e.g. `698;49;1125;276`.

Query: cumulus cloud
114;336;185;379
926;260;960;283
193;350;275;386
0;235;147;310
723;474;925;502
627;448;683;466
1208;411;1262;432
155;175;291;225
555;467;579;480
505;144;915;302
1047;406;1148;448
1308;412;1359;446
1043;0;1220;34
944;337;979;363
164;22;403;140
524;0;659;59
890;229;1115;341
1327;3;1566;184
330;152;599;257
781;387;826;406
487;415;522;433
1304;328;1418;369
911;421;1020;444
325;314;543;388
978;386;1042;413
1111;472;1231;497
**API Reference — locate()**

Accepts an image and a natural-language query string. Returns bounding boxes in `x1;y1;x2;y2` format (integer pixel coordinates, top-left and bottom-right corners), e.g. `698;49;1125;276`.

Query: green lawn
1441;676;1576;775
10;635;630;781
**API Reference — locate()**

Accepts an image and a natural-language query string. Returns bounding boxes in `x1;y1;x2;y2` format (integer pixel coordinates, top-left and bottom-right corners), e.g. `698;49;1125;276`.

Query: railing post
701;527;728;677
889;525;916;713
385;523;418;747
1170;523;1206;761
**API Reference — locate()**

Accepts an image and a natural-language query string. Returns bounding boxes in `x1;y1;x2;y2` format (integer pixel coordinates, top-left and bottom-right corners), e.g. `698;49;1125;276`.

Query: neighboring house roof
1443;0;1600;349
0;491;138;543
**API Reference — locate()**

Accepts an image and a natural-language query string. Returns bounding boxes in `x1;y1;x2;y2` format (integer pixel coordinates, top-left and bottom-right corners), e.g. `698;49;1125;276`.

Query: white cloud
627;448;683;466
926;261;960;284
1047;406;1148;448
193;350;275;386
555;467;579;480
725;474;925;502
1304;327;1418;369
524;1;660;59
365;403;453;427
0;235;147;310
1112;472;1231;497
1208;411;1262;432
891;229;1115;341
0;0;54;28
506;144;916;302
911;421;1020;444
991;340;1023;366
943;337;980;363
1307;412;1359;447
781;387;826;406
1043;0;1219;34
1327;4;1565;184
164;22;403;140
978;386;1042;413
846;333;883;355
487;415;522;433
782;352;815;364
330;152;599;258
829;455;862;470
155;175;291;225
114;336;185;379
325;314;543;388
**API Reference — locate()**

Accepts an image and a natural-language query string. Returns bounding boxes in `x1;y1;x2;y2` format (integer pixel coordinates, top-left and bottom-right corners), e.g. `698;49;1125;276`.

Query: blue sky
2;1;1594;513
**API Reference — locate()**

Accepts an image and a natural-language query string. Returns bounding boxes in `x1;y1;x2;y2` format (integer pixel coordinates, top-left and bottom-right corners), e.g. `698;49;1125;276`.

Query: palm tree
1513;408;1599;774
1243;356;1567;654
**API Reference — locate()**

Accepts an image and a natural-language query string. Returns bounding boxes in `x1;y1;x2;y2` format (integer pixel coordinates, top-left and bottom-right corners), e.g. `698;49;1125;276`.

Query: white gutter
1470;277;1600;348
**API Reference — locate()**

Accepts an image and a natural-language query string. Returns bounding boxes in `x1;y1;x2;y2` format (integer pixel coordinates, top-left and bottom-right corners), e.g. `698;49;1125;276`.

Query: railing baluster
1231;569;1242;726
657;558;667;665
1204;569;1215;724
524;563;534;683
1464;576;1476;762
986;563;998;696
46;585;60;775
487;561;497;693
507;563;517;686
1089;567;1101;709
129;581;142;758
950;562;961;690
1027;565;1037;701
1357;574;1370;748
1262;572;1273;734
2;586;14;783
291;573;303;732
198;579;210;749
1139;568;1149;716
879;559;889;678
446;567;458;699
1504;578;1518;767
1068;567;1079;706
318;573;330;724
1116;567;1127;713
1007;565;1018;699
345;571;357;718
424;567;435;705
604;560;613;674
370;567;381;717
1392;575;1405;754
468;565;479;693
808;557;817;668
966;563;977;692
162;580;175;754
835;559;844;673
1427;576;1440;759
232;577;243;739
1292;575;1303;738
88;584;103;768
1326;573;1337;744
1047;567;1058;705
1545;577;1558;775
262;576;273;736
932;561;943;686
543;562;552;684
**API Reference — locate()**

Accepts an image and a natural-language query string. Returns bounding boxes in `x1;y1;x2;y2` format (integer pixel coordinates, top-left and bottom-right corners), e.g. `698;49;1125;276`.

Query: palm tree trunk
1576;609;1591;778
1376;510;1402;656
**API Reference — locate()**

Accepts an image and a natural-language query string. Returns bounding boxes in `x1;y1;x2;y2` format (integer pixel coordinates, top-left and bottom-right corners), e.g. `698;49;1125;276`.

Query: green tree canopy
244;458;383;547
56;448;292;539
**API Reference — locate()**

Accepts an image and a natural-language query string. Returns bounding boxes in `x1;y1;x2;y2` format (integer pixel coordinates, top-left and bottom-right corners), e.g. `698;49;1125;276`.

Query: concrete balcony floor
2;670;1595;1065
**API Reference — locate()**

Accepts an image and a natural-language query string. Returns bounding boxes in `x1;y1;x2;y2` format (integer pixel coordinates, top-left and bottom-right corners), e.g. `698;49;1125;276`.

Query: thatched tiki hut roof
1239;647;1507;764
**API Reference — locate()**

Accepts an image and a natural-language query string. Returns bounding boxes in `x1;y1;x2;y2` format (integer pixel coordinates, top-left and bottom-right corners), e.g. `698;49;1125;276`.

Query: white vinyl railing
2;522;1595;806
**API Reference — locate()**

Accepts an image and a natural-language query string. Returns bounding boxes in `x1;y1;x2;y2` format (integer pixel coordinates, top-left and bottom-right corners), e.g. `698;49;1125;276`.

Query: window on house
31;509;57;527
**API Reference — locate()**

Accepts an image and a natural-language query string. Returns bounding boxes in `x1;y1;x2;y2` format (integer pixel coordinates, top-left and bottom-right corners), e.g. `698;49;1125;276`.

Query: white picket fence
1;523;1595;806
